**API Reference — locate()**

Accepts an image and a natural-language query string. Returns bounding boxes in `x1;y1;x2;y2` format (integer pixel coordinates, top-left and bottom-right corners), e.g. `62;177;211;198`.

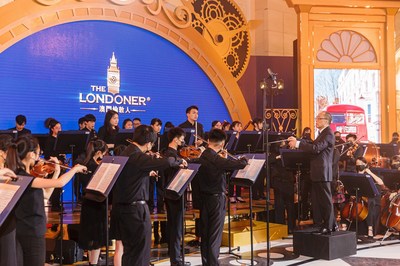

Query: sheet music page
0;183;19;214
168;169;194;193
86;163;120;194
234;159;265;181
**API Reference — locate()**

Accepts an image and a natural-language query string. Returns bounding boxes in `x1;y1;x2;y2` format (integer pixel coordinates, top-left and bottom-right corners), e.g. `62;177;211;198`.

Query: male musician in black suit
342;133;363;172
163;127;190;266
178;105;205;146
111;125;184;266
198;129;247;265
9;114;31;137
288;111;336;234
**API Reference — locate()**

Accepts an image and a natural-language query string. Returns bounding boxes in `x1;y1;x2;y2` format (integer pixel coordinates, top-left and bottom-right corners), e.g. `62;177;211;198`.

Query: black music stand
231;154;266;266
225;130;238;151
377;143;399;158
0;175;33;227
280;149;310;227
380;170;400;190
165;163;201;265
54;130;90;207
182;128;196;146
0;129;18;140
32;134;48;152
114;129;135;147
84;156;129;266
340;172;380;240
233;131;262;154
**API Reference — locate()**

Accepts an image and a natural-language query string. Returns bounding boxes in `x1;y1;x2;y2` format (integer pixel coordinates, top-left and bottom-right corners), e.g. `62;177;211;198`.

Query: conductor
288;111;336;234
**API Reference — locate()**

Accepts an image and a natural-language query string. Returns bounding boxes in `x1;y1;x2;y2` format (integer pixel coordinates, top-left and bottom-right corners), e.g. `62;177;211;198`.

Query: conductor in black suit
288;111;336;234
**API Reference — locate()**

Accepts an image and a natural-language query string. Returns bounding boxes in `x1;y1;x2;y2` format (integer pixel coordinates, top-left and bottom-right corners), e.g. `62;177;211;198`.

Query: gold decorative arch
286;0;400;141
0;0;251;122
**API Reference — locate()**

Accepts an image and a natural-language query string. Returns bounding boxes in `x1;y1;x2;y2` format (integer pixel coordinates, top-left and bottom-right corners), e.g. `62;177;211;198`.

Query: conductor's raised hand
287;136;297;149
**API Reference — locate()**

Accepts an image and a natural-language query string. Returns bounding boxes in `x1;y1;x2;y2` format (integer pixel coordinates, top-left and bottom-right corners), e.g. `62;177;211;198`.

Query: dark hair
122;118;133;129
16;115;27;125
150;118;162;126
167;127;186;143
252;117;263;125
132;125;157;145
114;144;127;156
301;127;311;136
334;131;341;135
103;110;119;134
208;128;227;143
186;105;198;114
222;121;231;130
230;121;242;131
85;114;96;122
133;117;141;122
0;135;12;152
392;132;399;137
346;133;357;140
356;156;367;164
44;118;60;135
83;140;108;165
78;117;87;125
164;121;174;130
6;135;39;173
211;120;220;128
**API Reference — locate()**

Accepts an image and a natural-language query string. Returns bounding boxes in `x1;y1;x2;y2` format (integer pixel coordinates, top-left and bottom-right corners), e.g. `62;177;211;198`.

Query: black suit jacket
299;126;334;182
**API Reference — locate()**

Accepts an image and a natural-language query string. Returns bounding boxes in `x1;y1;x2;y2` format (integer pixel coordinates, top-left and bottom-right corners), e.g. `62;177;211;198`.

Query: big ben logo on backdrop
107;52;120;95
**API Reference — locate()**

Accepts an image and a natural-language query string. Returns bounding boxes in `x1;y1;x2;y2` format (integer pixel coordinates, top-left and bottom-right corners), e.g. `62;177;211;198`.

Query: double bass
380;192;400;230
341;196;369;222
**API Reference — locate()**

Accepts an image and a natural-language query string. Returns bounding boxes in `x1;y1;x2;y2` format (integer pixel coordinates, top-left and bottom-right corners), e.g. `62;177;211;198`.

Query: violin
242;120;253;131
341;196;368;222
179;145;202;159
31;161;57;178
346;143;359;158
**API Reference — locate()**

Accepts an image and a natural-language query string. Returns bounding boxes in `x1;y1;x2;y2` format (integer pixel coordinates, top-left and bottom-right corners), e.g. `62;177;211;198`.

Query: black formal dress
98;126;118;145
197;148;247;266
78;159;107;250
111;145;182;266
298;126;335;230
15;170;47;266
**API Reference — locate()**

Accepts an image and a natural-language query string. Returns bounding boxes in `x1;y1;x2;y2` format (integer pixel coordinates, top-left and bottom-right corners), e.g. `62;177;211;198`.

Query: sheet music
167;169;194;193
0;183;19;214
234;159;265;181
86;163;121;194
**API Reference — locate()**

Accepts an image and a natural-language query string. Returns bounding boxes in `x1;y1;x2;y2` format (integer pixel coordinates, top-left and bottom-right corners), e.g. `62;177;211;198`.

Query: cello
380;192;400;231
341;196;369;223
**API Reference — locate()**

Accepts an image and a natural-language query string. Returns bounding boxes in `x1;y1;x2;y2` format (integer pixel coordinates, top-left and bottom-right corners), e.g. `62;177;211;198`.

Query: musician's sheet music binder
233;131;262;154
165;163;201;200
54;130;90;155
231;154;266;187
115;129;135;147
84;156;129;202
0;130;18;140
0;175;33;227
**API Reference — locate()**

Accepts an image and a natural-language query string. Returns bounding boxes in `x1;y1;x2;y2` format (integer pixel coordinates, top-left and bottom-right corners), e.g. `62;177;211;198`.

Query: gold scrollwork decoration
265;109;298;133
141;0;191;29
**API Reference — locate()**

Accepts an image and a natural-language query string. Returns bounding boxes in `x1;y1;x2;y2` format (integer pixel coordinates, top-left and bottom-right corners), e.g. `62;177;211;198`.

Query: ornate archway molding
286;0;400;141
0;0;251;122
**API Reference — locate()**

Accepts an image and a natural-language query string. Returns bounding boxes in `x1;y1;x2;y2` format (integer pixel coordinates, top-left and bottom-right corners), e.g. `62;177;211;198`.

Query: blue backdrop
0;20;231;133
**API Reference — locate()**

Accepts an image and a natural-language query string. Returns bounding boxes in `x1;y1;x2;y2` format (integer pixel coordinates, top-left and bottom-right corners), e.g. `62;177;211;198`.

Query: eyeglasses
316;117;328;120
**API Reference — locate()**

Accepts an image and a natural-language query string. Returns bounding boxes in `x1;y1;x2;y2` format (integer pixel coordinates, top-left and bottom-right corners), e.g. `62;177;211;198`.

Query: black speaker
293;229;357;260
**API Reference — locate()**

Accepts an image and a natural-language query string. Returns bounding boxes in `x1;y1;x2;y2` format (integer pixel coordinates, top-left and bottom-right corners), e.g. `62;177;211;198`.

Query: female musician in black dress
98;110;119;148
78;140;108;266
5;135;86;266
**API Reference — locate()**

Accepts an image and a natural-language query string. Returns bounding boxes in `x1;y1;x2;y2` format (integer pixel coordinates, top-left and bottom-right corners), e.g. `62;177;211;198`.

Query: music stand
84;156;129;266
182;128;196;146
377;143;399;158
233;132;262;154
380;169;400;190
114;129;135;147
0;130;18;140
224;130;238;151
280;149;310;227
0;175;33;227
231;154;266;266
165;163;200;265
340;172;380;239
32;134;48;152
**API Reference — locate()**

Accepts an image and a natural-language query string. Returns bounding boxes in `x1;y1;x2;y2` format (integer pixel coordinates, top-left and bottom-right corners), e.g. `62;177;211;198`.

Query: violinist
342;133;363;172
163;127;190;266
178;105;205;147
78;116;87;130
228;121;245;203
222;121;231;131
78;140;108;266
390;155;400;170
122;118;133;129
5;135;86;266
355;157;384;238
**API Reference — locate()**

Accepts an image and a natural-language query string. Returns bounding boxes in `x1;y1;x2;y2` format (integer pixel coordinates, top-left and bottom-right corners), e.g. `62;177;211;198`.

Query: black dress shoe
317;227;331;235
171;261;191;266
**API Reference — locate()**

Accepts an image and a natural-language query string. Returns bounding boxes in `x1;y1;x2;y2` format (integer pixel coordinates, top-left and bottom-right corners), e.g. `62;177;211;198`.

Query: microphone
267;68;277;83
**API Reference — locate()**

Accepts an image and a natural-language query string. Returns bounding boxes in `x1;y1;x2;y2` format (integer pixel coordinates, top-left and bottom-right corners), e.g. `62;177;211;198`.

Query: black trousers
274;188;295;232
0;216;17;266
311;181;335;229
16;235;45;266
117;204;151;266
166;197;184;263
149;177;165;211
200;194;226;266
